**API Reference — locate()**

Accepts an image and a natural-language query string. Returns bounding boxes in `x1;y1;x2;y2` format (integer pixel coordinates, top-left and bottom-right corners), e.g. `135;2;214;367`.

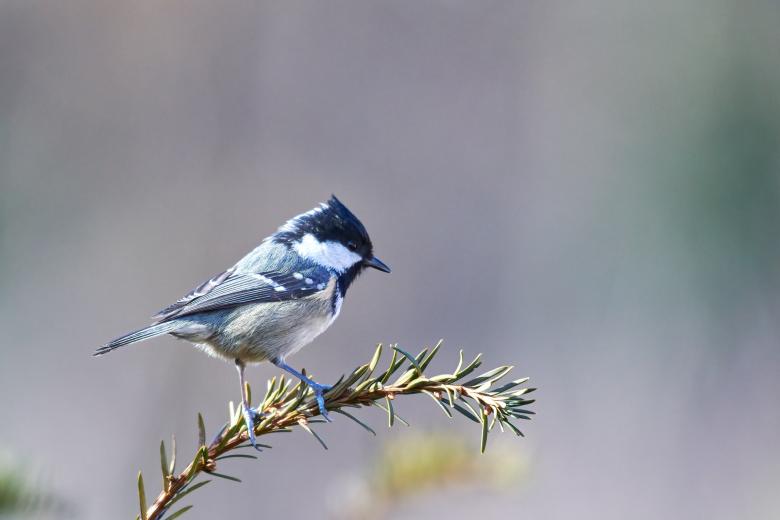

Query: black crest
272;195;373;254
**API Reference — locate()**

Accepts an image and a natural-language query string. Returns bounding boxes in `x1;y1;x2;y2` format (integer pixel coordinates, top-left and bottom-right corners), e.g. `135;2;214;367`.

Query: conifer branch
138;341;536;519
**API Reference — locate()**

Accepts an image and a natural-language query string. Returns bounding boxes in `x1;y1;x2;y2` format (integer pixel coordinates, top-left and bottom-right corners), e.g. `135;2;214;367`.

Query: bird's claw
242;404;265;450
308;382;332;421
270;358;334;422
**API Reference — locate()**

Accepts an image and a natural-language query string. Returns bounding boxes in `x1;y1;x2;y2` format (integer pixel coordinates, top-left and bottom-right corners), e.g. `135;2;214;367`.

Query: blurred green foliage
331;432;529;519
373;432;527;495
0;455;68;518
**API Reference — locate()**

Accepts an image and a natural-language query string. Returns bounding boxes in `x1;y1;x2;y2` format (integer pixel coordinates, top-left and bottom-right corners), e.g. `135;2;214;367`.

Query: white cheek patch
293;233;362;272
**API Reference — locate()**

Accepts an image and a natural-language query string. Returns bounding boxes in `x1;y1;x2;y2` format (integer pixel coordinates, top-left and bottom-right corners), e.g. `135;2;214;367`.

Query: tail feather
94;321;183;356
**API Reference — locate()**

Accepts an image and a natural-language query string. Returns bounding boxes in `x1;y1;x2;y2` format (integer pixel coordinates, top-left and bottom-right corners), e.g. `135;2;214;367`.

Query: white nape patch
293;234;362;273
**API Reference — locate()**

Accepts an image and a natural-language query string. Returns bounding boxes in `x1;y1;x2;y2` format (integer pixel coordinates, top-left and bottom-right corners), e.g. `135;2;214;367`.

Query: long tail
94;321;183;356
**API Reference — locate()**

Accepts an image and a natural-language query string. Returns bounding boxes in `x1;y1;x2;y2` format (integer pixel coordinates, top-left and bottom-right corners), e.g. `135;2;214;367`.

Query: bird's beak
364;256;391;273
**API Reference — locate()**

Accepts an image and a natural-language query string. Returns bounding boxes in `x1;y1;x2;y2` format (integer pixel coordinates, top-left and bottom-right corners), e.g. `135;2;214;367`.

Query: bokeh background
1;1;779;519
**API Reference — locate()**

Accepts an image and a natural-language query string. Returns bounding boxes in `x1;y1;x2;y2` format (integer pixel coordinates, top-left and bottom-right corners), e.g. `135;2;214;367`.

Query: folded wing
153;266;331;322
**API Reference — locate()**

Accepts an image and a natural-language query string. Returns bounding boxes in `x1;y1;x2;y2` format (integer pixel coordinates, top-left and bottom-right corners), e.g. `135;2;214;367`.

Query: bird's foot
270;358;334;421
306;381;333;421
241;403;265;450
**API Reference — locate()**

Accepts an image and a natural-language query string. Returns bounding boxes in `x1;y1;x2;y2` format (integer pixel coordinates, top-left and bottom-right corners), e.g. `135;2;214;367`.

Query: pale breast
214;275;340;363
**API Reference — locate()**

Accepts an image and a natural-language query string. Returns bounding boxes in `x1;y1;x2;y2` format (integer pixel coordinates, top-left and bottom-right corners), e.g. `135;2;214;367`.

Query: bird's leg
236;359;263;450
271;357;332;421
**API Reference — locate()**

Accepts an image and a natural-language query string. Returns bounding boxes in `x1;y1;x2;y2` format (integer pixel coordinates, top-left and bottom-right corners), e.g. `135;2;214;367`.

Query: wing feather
154;266;331;322
153;267;236;320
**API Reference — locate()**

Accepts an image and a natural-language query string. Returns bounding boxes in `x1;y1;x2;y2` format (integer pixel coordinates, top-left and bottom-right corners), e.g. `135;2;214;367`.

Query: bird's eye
347;241;358;252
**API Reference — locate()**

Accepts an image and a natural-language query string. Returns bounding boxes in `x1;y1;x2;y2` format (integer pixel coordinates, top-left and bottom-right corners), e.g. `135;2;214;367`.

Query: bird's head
272;195;391;279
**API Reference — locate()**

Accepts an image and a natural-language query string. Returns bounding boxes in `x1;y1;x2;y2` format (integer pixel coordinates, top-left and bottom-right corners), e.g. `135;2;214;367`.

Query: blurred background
1;1;779;518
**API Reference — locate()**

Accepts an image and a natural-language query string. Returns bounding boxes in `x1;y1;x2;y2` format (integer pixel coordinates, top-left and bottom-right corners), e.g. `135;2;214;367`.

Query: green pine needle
136;341;535;520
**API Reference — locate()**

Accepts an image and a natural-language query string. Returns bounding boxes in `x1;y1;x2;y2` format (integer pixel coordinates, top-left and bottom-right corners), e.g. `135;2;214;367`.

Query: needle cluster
136;341;536;520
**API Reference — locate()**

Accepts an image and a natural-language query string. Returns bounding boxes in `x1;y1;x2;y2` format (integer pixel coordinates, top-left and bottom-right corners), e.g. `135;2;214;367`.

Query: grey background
1;1;779;519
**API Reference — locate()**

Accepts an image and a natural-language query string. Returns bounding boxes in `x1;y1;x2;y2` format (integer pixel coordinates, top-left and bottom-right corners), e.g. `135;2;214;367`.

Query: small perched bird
95;196;390;447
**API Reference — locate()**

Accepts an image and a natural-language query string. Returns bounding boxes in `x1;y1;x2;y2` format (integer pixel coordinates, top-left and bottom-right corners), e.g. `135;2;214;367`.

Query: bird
95;195;390;448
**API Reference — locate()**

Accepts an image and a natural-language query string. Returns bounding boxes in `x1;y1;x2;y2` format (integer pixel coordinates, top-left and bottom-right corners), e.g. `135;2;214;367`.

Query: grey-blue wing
153;267;332;322
153;267;236;320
